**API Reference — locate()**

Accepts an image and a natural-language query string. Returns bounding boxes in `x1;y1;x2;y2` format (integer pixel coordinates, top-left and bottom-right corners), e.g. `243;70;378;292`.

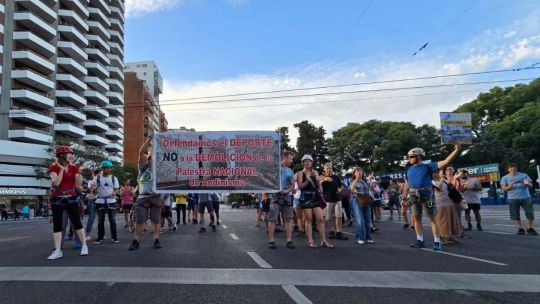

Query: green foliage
276;126;296;154
293;120;329;171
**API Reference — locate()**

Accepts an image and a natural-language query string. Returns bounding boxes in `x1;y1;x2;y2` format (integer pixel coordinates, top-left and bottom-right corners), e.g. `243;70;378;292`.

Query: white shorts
324;201;343;219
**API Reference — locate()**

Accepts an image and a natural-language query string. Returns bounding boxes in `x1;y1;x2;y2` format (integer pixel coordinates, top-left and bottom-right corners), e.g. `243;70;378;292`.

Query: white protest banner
440;112;473;144
152;131;281;193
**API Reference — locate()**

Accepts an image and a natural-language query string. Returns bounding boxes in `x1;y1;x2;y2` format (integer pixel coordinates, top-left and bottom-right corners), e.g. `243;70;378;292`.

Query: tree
276;126;296;154
293;120;328;171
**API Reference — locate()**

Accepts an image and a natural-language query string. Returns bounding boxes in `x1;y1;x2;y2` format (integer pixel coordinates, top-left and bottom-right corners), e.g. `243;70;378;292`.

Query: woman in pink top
120;180;135;228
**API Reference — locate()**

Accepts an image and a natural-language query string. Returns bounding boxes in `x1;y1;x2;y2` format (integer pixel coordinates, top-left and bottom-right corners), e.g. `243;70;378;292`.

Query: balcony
113;0;125;14
84;61;109;78
83;134;109;146
84;119;109;132
108;53;123;69
105;116;123;128
110;5;124;23
10;109;54;127
106;78;123;93
88;21;110;40
84;90;109;106
106;104;123;116
55;107;86;122
109;29;124;45
14;12;56;40
86;48;111;66
58;9;89;32
106;91;123;105
9;127;53;144
13;31;55;58
86;34;110;53
108;155;123;163
87;6;111;27
85;76;109;92
105;142;123;152
57;57;87;77
57;73;87;91
11;89;54;109
108;41;124;57
12;50;55;75
57;41;88;62
54;123;86;138
15;0;57;23
89;0;112;15
105;129;123;140
106;66;124;80
110;18;124;35
12;69;54;91
58;24;88;46
62;0;89;17
56;90;87;107
84;106;109;119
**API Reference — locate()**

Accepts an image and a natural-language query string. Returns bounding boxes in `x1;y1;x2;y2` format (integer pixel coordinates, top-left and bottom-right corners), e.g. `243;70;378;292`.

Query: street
0;205;539;304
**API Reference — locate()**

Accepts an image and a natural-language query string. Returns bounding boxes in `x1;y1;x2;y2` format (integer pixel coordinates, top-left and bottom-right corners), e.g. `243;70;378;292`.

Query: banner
458;163;500;183
152;131;281;193
440;112;473;144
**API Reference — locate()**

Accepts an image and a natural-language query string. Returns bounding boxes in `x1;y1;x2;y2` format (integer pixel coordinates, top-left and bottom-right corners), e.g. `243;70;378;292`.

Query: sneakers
198;227;206;233
286;241;296;249
112;238;120;243
211;224;216;232
357;240;366;245
409;240;425;248
93;239;103;245
527;228;538;235
47;250;63;260
173;225;177;231
128;240;140;251
465;223;473;231
73;240;82;249
335;232;349;240
329;231;336;239
477;224;483;231
402;223;410;229
366;239;374;243
80;245;89;256
268;241;277;249
517;228;526;235
433;242;442;252
153;239;162;249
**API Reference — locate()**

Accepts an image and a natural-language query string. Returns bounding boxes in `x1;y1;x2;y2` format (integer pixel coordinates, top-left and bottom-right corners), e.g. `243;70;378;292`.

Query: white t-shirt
461;177;481;204
161;193;172;207
93;174;119;204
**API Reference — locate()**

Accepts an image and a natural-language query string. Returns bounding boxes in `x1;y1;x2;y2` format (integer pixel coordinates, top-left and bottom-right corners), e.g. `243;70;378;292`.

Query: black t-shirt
322;175;342;202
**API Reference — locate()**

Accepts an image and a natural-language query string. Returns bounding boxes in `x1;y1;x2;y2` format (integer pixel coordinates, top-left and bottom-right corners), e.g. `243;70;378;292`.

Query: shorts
372;199;382;207
187;201;197;210
409;194;436;218
161;206;173;218
122;204;133;214
198;201;214;214
134;195;162;225
293;198;300;209
267;202;294;222
466;203;481;211
388;198;400;209
212;201;220;214
509;198;534;221
324;201;343;219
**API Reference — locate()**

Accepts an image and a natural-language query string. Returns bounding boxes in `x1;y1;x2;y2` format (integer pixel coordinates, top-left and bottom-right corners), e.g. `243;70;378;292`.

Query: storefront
0;188;48;217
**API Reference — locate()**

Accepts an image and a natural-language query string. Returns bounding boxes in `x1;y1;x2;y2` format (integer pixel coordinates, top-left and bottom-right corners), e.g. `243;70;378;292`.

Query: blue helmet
101;160;113;168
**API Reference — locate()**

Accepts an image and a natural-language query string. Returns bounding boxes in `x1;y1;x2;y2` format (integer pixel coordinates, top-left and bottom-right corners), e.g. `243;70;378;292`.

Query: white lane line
222;225;228;229
421;248;507;266
0;236;30;243
230;233;239;240
342;231;355;236
486;231;512;235
246;251;273;269
493;224;515;227
282;284;313;304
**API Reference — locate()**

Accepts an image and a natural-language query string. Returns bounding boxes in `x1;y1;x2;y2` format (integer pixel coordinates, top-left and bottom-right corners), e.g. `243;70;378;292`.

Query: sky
124;0;540;142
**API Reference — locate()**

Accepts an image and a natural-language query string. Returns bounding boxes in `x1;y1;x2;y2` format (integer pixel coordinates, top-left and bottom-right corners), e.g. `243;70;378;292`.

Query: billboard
152;131;281;193
440;112;473;144
458;163;500;183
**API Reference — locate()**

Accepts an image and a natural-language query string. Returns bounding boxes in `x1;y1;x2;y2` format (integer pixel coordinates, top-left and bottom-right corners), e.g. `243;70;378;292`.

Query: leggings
51;197;83;233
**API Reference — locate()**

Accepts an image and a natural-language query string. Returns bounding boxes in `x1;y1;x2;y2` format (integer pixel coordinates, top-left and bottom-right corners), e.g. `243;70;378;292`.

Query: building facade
0;0;125;213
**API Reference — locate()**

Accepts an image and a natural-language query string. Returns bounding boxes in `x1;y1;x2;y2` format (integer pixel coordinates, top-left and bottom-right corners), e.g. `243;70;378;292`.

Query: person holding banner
500;163;538;236
401;143;461;250
296;155;333;249
267;151;296;249
129;134;163;251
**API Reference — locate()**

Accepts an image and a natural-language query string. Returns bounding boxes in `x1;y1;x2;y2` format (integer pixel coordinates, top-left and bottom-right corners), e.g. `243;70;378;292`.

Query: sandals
321;241;334;248
268;241;277;249
307;240;317;248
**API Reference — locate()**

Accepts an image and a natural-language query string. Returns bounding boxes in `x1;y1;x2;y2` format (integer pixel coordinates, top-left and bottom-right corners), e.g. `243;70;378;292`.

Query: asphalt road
0;205;539;304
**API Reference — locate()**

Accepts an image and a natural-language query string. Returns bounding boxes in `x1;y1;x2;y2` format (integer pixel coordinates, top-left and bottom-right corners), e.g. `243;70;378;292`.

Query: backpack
444;180;463;204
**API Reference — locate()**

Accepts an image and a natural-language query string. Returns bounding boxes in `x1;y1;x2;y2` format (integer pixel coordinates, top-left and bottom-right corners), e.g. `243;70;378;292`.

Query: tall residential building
0;0;125;212
123;71;159;165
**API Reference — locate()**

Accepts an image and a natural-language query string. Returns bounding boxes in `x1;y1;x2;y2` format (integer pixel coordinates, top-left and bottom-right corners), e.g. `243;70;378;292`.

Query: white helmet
301;154;314;162
407;148;425;157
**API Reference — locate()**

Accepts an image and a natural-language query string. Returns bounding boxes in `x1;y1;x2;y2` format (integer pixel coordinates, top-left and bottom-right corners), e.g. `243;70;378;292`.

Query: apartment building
0;0;125;212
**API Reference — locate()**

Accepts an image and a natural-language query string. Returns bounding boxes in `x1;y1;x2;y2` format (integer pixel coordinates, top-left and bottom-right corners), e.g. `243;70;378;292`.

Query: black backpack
445;180;463;204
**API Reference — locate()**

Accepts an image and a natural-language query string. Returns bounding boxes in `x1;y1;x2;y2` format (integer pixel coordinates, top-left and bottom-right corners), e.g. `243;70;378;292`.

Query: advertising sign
440;112;473;144
152;131;281;193
458;163;500;183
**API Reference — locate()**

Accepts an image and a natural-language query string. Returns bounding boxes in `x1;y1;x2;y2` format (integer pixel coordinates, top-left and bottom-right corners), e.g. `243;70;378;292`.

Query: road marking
246;251;273;269
342;231;355;236
421;248;507;266
222;225;228;229
230;233;239;240
2;267;540;292
493;224;515;227
486;231;512;235
0;236;30;243
282;284;313;304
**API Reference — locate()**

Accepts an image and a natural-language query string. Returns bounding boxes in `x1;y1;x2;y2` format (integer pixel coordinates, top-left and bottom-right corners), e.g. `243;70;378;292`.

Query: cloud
125;0;185;18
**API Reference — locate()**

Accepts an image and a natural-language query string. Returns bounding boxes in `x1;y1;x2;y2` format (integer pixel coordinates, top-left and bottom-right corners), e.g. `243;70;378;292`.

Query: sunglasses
408;155;417;159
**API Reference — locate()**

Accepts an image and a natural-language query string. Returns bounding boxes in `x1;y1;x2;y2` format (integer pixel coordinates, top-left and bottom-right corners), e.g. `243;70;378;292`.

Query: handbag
315;191;327;209
444;181;463;204
355;193;373;208
299;191;318;208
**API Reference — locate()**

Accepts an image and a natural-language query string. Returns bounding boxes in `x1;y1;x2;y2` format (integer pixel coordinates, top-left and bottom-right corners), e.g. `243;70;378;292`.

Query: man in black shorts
198;193;216;233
